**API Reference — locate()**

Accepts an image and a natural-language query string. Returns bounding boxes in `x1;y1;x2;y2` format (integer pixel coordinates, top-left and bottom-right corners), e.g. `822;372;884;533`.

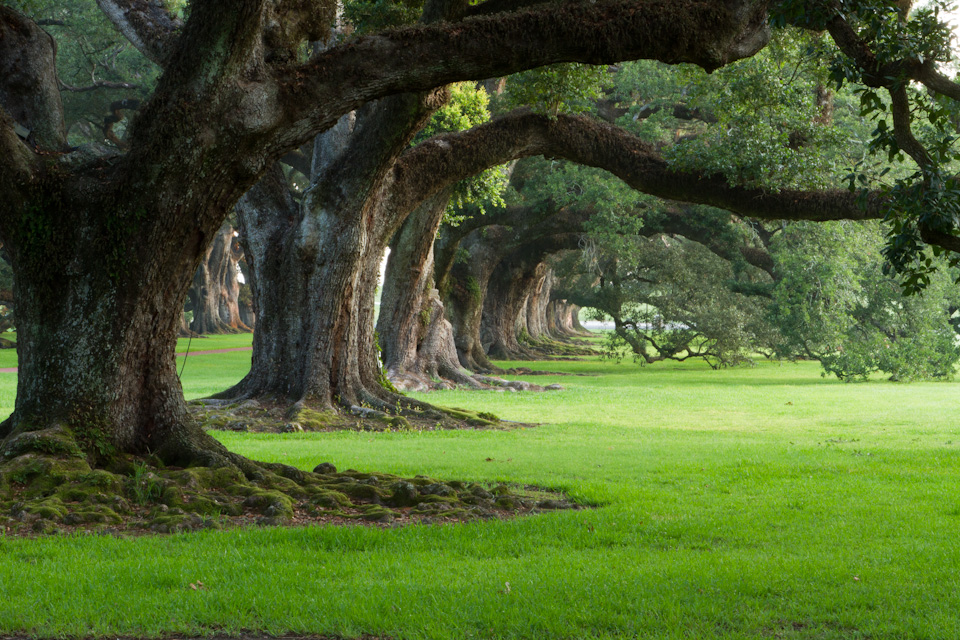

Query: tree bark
221;90;450;418
524;264;550;342
377;191;489;391
188;222;252;335
483;258;542;360
441;226;512;373
0;182;239;468
548;300;590;338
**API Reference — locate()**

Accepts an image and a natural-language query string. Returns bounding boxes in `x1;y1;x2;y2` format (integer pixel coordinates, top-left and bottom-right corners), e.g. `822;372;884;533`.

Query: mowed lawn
2;334;960;638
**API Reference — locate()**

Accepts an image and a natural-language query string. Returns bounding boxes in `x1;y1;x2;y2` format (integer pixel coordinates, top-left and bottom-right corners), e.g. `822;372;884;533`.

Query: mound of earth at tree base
189;399;535;434
0;451;580;537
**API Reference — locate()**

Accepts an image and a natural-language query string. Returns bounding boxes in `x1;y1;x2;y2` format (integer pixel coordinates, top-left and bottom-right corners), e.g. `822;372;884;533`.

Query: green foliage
789;0;960;289
658;32;854;190
559;228;775;368
128;462;163;505
415;84;508;222
512;157;644;222
498;63;611;116
465;276;482;304
770;221;960;381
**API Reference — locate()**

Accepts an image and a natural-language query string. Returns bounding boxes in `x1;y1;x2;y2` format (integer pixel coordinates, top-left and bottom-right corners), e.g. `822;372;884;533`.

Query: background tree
770;221;960;381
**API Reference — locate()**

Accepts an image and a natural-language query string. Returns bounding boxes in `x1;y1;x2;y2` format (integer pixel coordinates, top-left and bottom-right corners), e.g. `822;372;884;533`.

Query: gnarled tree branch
390;110;884;226
275;0;771;151
0;6;66;151
95;0;182;66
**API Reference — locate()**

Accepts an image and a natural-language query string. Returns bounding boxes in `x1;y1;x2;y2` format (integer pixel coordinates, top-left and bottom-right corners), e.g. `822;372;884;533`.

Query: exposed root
0;447;580;536
515;336;597;359
190;398;519;434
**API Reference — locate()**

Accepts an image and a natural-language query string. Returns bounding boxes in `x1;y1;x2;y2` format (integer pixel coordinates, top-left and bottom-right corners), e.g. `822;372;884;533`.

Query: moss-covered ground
2;334;960;638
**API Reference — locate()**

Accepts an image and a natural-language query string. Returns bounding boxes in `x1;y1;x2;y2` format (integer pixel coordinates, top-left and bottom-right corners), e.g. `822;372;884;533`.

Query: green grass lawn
2;336;960;638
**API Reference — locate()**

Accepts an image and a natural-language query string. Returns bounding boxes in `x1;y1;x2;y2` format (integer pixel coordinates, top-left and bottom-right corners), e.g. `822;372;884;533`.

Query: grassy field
2;334;960;638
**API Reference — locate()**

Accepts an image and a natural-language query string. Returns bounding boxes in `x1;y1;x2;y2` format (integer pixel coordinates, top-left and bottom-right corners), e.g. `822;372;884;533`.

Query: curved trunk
222;92;449;419
378;191;486;391
524;264;550;341
442;227;512;373
188;222;252;335
547;299;579;338
568;303;590;335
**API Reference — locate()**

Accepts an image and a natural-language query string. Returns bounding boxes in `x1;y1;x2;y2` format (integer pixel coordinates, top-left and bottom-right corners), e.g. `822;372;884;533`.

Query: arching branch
275;0;771;150
390;110;884;225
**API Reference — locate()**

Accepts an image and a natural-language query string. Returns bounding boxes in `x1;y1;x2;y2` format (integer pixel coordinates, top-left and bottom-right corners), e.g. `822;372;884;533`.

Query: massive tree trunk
377;191;489;391
0;178;246;468
483;258;543;361
524;265;551;342
440;226;513;373
188;222;252;335
547;299;590;338
221;90;451;421
0;8;249;468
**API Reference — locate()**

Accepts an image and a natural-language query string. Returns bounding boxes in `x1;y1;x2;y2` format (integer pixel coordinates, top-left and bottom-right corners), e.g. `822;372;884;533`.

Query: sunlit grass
2;337;960;638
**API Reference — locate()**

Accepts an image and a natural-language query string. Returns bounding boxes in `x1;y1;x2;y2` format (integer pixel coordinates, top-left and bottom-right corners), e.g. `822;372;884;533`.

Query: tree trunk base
0;416;575;536
194;392;511;433
521;336;597;358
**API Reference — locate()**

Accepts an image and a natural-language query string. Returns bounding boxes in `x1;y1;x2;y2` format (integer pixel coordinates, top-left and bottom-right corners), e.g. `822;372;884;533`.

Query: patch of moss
0;447;578;535
258;472;306;497
2;426;84;460
417;494;459;505
335;482;389;503
63;505;122;525
388;416;411;429
441;407;501;427
359;504;395;522
149;512;213;533
24;497;67;521
292;407;338;431
310;489;352;509
242;490;294;520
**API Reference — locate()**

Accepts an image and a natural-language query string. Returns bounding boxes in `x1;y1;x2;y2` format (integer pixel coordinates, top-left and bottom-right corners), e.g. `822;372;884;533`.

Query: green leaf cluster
497;63;610;117
416;84;508;222
770;220;960;381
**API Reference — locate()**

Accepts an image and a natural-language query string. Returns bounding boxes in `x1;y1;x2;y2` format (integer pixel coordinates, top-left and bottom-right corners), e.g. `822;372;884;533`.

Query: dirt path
0;346;252;374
